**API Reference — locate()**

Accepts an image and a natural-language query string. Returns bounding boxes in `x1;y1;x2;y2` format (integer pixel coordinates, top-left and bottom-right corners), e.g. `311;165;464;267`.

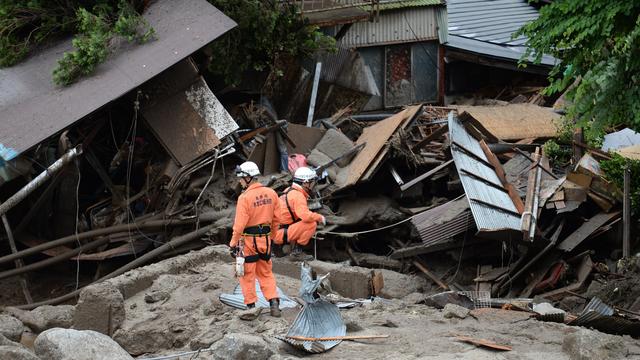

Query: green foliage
205;0;336;86
0;0;78;66
600;153;640;213
517;1;640;141
1;0;154;85
53;1;154;85
543;139;571;166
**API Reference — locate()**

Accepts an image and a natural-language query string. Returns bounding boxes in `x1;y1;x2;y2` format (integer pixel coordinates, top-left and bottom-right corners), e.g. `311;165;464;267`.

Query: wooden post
1;213;33;303
623;165;631;258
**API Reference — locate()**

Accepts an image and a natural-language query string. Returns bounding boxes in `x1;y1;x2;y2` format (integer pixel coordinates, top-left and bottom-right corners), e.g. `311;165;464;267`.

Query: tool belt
242;224;272;263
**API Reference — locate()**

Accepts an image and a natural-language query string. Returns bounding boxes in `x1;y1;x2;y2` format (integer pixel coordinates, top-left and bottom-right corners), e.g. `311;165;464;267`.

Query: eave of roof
0;0;237;161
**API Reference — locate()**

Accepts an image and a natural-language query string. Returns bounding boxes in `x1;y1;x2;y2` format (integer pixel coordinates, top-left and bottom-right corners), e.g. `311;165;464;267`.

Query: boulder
0;345;39;360
0;333;25;348
31;306;75;331
562;329;625;360
0;314;24;342
35;328;133;360
210;333;275;360
3;308;43;333
443;303;470;319
74;282;125;335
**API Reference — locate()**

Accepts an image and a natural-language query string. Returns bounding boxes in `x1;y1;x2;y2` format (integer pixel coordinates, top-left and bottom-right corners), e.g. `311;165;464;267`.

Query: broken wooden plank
479;140;524;214
286;335;389;342
556;212;621;252
412;124;448;151
400;159;454;192
412;260;449;291
455;336;512;351
521;147;542;241
338;108;410;188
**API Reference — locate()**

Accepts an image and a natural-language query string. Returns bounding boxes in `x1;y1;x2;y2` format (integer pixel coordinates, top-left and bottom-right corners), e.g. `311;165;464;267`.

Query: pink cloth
287;154;307;174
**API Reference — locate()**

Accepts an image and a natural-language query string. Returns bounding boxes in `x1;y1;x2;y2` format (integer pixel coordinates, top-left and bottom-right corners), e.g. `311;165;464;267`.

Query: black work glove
230;246;238;259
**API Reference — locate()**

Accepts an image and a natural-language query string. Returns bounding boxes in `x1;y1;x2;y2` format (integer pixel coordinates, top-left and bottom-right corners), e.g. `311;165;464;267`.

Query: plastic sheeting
277;263;346;353
219;280;298;310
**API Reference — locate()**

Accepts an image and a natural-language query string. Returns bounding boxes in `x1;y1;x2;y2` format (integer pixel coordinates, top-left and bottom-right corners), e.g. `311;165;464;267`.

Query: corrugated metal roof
0;0;236;161
338;6;439;47
445;0;555;65
448;113;522;232
373;0;443;11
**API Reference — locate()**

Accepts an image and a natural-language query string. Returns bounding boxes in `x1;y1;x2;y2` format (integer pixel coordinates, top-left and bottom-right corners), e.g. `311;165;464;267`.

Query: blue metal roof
446;0;555;66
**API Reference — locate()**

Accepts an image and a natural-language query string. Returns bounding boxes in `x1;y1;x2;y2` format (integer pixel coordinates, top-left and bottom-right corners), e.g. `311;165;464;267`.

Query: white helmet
236;161;260;178
293;166;317;183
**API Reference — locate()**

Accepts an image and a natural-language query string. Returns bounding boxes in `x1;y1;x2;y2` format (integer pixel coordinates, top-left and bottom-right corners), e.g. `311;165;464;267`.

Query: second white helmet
236;161;261;177
293;166;317;183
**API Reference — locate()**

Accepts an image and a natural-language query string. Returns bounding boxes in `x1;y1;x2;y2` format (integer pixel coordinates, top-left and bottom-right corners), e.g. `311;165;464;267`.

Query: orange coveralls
230;182;281;305
274;184;323;247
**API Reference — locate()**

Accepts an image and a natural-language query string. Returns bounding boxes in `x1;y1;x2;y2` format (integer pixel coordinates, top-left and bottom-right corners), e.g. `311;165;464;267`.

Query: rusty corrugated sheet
0;0;237;162
568;297;640;337
411;196;475;246
338;6;439;48
448;113;522;232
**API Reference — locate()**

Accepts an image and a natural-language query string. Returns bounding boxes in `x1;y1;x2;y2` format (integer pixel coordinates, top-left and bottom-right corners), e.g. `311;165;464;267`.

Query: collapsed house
0;1;639;356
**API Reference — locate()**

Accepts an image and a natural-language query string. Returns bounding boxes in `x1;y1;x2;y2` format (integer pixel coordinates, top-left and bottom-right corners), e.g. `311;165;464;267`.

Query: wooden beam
286;335;389;342
412;124;448;151
479;140;525;213
400;159;453;192
623;166;631;258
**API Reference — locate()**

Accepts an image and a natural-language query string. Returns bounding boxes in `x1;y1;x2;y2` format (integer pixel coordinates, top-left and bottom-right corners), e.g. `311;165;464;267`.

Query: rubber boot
270;298;281;318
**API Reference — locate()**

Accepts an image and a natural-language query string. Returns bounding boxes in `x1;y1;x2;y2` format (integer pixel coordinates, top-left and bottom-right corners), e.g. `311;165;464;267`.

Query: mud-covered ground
114;251;640;360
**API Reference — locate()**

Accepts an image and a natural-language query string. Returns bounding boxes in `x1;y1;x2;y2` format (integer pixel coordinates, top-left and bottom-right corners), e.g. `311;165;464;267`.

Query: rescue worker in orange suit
274;166;326;258
229;161;283;317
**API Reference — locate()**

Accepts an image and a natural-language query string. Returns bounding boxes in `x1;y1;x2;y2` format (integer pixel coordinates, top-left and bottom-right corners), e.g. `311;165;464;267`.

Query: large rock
0;314;24;342
0;333;27;350
74;282;125;336
0;345;39;360
35;328;133;360
210;333;275;360
4;305;74;333
31;306;75;332
562;329;626;360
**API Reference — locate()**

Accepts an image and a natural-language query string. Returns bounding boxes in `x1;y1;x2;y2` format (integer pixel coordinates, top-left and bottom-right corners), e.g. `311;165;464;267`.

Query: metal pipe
0;219;193;266
306;62;322;127
15;222;221;310
0;146;82;217
0;236;111;281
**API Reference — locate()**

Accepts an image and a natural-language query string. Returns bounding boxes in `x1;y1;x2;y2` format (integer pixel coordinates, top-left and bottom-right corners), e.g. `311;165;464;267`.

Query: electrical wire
320;215;414;237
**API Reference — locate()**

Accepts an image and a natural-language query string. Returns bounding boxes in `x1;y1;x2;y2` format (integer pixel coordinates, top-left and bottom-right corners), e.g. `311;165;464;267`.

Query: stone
210;333;275;360
74;282;125;336
35;328;133;360
31;305;75;331
0;333;25;349
443;303;470;319
562;329;625;360
144;290;170;304
0;345;39;360
0;314;24;342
